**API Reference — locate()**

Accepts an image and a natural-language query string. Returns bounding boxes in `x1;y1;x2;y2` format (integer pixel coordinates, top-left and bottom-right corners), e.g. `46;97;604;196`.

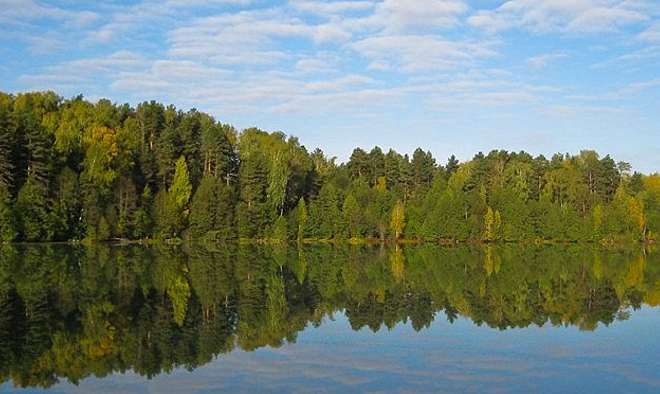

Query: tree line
1;91;658;243
1;243;658;387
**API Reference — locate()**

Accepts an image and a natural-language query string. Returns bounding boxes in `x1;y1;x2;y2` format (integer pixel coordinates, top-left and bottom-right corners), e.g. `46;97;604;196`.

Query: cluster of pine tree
0;91;658;243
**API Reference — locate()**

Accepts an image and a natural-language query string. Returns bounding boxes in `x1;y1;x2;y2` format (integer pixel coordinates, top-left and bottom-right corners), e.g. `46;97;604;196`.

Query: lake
0;244;658;393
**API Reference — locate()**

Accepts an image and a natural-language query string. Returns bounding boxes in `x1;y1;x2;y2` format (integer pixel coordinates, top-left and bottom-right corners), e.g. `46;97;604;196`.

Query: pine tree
133;185;153;238
271;215;288;241
152;188;178;238
347;148;369;180
214;181;236;240
411;148;435;192
0;182;17;242
238;132;269;238
189;175;216;238
267;150;291;216
16;177;50;241
342;194;362;238
295;198;307;241
445;155;459;177
0;100;15;194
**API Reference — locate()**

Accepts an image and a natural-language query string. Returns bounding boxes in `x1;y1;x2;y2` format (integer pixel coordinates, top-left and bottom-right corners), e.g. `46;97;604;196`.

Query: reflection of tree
0;243;658;387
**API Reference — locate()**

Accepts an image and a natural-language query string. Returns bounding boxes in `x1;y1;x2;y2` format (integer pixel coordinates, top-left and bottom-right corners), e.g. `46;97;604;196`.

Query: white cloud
367;61;391;71
525;53;568;68
20;50;147;79
468;0;653;34
86;0;254;43
305;74;377;91
373;0;468;33
290;1;375;15
295;57;337;74
591;45;660;68
339;0;469;34
0;0;100;28
636;22;660;42
313;23;352;44
271;88;403;114
546;104;628;116
166;9;350;65
351;35;497;72
568;78;660;100
18;51;149;93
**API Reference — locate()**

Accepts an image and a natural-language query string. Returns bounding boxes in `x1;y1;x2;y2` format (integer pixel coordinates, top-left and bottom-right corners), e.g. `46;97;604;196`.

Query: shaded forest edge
0;91;658;245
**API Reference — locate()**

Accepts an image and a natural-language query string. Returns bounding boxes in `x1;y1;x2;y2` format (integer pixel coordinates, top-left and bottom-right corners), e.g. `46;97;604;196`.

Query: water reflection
0;243;658;388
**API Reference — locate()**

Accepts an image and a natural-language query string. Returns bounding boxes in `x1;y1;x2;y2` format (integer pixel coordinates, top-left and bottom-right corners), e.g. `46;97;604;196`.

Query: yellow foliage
375;176;387;193
626;254;646;287
627;196;646;232
643;174;660;197
85;126;119;161
390;247;404;282
644;289;660;307
376;288;385;303
81;322;116;358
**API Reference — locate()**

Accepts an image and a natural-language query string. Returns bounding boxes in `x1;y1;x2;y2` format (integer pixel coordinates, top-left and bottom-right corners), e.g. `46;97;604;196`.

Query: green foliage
270;216;288;241
0;90;655;244
16;178;49;241
170;156;192;212
190;175;236;241
0;187;18;242
0;243;659;388
132;186;153;239
342;194;362;238
390;200;405;238
295;198;307;241
168;274;191;327
152;189;179;239
0;99;15;193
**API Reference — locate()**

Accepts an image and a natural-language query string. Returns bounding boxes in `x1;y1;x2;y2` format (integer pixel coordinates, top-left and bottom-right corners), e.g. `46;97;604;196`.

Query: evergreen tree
347;148;369;180
16;178;50;241
445;155;459;177
152;188;178;238
189;175;216;238
342;194;362;238
368;146;386;186
0;182;17;242
295;198;307;241
0;90;654;244
411;148;435;193
0;100;15;194
133;185;153;239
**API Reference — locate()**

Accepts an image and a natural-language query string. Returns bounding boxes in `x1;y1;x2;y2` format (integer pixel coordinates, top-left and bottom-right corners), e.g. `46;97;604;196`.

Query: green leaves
0;89;656;244
390;200;405;239
170;156;192;212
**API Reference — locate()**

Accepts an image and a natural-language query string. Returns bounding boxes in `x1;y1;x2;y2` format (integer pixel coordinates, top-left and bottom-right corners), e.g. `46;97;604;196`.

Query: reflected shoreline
0;243;658;388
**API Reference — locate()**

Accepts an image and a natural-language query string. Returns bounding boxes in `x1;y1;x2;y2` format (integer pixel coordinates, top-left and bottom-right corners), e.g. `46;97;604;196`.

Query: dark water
0;244;658;393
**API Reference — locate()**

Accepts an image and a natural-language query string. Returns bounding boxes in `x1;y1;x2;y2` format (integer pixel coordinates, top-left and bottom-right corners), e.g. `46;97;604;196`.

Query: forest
0;91;658;244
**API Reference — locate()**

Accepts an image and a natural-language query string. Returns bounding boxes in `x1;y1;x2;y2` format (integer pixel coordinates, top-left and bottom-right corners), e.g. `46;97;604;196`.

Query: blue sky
1;0;658;172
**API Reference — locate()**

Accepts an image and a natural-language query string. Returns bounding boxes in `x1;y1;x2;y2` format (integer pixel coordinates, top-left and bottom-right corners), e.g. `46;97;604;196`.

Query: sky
0;0;658;173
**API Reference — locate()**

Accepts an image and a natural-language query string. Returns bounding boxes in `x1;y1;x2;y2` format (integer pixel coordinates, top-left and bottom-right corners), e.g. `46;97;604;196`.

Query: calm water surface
0;244;658;393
